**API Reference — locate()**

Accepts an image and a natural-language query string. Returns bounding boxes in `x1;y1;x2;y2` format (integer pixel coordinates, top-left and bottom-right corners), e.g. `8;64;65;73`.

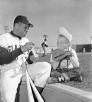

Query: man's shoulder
0;32;15;47
0;32;11;38
20;37;29;45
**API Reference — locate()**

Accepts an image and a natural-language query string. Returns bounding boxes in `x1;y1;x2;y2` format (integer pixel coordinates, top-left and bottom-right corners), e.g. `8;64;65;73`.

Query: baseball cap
58;27;72;42
14;15;33;27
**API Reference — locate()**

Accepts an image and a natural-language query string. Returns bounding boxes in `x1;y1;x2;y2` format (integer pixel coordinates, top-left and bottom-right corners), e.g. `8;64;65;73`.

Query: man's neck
10;31;21;39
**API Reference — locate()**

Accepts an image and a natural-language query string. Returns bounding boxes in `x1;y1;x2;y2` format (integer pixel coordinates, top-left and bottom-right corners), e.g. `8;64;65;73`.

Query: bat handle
26;71;35;102
28;72;44;102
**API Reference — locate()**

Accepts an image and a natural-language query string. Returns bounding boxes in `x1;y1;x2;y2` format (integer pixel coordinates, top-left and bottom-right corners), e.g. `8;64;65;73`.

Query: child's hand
29;54;38;62
65;51;72;57
51;49;73;61
52;49;65;59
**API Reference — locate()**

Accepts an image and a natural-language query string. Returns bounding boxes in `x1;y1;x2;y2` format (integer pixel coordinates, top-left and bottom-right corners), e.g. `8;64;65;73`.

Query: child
50;27;82;83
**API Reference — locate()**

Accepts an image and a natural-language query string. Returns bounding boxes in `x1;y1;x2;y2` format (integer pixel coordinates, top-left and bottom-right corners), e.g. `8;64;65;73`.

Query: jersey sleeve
0;46;23;65
0;34;8;48
0;47;22;65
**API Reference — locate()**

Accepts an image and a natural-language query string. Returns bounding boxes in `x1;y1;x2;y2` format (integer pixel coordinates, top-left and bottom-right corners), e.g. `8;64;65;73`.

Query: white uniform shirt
0;33;29;72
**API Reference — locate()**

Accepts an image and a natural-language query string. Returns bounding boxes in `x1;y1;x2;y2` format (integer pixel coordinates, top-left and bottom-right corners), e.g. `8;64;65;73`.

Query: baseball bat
26;70;35;102
27;71;44;102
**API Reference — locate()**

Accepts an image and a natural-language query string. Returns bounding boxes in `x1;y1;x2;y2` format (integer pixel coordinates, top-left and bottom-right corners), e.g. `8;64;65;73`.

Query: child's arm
50;49;70;69
50;54;59;70
51;49;68;61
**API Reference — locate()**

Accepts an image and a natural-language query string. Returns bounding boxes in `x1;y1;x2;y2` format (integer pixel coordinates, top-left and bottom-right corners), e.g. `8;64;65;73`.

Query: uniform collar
10;31;21;39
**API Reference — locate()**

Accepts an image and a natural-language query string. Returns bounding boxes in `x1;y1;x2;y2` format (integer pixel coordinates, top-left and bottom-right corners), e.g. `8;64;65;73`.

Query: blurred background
0;0;92;49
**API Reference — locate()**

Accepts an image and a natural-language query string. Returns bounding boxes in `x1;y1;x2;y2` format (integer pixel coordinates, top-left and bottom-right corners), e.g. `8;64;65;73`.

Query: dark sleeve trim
10;48;23;60
0;47;23;65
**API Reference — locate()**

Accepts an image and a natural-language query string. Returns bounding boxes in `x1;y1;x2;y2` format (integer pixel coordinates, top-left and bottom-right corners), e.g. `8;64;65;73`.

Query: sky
0;0;92;47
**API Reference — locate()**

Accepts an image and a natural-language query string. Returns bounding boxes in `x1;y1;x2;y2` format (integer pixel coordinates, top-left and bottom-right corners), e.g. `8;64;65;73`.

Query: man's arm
26;51;34;64
0;42;34;65
0;46;23;65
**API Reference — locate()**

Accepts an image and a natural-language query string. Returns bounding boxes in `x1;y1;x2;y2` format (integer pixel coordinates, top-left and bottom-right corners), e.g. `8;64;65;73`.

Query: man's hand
21;42;34;52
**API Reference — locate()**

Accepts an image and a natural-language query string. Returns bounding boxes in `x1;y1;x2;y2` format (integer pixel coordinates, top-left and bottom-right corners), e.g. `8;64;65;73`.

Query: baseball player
50;27;82;82
0;40;34;102
41;39;48;56
0;15;51;102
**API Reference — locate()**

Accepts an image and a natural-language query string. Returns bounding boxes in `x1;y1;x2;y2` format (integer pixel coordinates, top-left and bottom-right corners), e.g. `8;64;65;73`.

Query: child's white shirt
50;47;79;69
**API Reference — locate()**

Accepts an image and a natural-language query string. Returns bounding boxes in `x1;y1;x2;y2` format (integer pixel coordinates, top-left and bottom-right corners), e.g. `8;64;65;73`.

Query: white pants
1;62;51;102
27;62;51;87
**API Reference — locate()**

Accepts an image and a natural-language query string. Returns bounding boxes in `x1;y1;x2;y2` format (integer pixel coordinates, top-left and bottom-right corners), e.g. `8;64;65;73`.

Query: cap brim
28;23;34;27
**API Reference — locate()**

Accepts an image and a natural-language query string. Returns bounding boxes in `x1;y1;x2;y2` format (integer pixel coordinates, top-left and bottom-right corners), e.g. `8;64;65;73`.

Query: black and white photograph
0;0;92;102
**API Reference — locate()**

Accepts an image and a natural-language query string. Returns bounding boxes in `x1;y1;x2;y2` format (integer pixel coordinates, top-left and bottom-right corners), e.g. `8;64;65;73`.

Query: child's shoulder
69;47;76;52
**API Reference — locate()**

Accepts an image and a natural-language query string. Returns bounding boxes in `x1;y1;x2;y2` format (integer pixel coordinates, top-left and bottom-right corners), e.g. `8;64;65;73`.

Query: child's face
57;35;70;51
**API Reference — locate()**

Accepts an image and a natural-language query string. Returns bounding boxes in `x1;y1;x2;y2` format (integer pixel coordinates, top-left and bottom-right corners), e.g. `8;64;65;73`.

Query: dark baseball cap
14;15;33;27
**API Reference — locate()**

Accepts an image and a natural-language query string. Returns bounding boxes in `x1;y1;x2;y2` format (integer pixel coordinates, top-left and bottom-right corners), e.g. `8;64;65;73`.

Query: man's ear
13;23;19;30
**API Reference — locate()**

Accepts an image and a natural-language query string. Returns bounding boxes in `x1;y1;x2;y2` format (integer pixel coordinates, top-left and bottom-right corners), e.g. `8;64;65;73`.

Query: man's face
14;22;29;38
57;35;70;51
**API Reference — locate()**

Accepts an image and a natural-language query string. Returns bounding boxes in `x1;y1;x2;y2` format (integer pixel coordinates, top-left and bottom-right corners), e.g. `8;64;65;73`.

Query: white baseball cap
58;27;72;42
